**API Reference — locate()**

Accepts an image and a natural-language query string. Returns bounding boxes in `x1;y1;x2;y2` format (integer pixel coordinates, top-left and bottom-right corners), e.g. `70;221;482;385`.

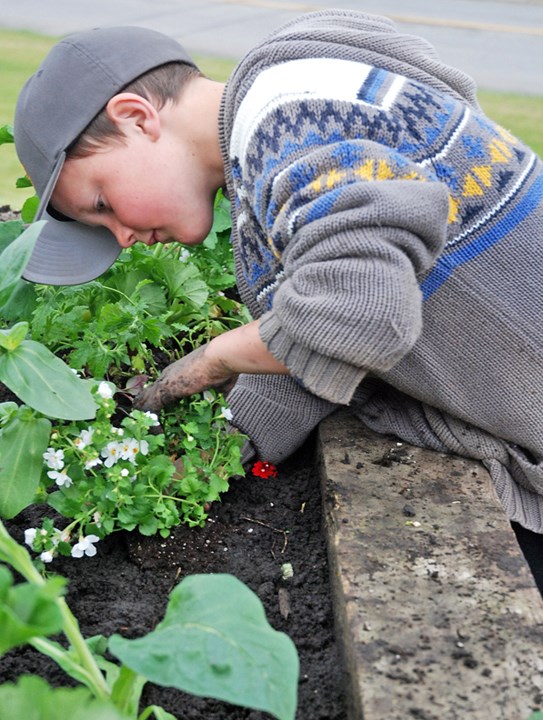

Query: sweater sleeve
254;140;451;404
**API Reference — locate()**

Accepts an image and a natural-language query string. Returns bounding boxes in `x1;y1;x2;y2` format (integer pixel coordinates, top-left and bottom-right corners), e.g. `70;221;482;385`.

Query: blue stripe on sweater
357;67;387;104
421;168;543;300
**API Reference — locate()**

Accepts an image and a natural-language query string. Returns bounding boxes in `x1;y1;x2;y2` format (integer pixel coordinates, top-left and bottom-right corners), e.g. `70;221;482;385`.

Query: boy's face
51;122;217;249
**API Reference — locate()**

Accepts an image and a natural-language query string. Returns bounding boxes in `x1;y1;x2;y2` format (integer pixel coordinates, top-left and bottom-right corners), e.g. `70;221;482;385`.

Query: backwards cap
14;26;196;285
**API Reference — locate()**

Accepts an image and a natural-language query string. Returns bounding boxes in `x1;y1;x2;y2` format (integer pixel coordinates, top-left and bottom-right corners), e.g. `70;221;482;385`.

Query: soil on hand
1;436;347;720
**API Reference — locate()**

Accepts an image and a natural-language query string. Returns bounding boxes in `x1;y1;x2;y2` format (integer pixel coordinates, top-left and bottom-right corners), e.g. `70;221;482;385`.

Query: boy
14;10;543;534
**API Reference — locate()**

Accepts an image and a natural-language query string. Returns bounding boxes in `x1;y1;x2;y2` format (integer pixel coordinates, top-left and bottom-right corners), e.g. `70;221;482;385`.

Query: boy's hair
69;62;201;158
14;25;198;286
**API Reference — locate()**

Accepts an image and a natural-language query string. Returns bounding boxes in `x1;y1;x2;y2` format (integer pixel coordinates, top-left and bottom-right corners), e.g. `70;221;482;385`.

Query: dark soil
0;430;347;720
0;206;346;717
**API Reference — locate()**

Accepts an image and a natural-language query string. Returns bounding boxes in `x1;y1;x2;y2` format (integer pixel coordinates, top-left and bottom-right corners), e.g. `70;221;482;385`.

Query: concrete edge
318;409;543;720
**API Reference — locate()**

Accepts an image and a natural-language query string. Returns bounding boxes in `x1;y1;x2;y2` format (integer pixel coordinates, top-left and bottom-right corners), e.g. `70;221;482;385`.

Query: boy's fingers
132;349;238;411
133;382;169;412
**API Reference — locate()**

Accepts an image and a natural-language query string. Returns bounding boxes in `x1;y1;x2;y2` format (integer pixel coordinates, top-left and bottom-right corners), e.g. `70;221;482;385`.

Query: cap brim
22;209;122;285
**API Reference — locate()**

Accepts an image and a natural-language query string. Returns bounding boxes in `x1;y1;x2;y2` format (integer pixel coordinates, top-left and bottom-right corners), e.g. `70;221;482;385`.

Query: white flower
24;528;37;547
139;439;149;456
119;438;138;462
55;529;71;544
43;447;64;470
47;469;73;488
101;441;122;467
97;381;114;399
220;407;234;421
71;535;100;558
74;427;94;450
179;248;190;262
120;468;130;477
111;426;124;436
143;411;160;426
120;438;148;463
84;457;102;470
40;551;54;563
203;390;214;402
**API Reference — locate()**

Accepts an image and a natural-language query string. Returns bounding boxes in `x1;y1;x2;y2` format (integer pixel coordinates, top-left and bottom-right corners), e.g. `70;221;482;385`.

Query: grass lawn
0;28;541;209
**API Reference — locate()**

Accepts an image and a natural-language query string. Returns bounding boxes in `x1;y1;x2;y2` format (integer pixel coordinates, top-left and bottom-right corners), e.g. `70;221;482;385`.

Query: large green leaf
109;574;299;720
0;280;37;323
0;413;51;518
0;676;128;720
0;339;97;420
154;259;209;307
0;221;45;308
0;567;65;655
0;220;25;255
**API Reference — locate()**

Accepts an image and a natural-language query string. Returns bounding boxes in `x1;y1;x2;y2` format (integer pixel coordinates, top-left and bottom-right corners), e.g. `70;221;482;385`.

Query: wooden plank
319;410;543;720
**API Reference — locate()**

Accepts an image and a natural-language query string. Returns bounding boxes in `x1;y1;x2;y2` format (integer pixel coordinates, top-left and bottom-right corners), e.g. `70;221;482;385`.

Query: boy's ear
105;93;161;138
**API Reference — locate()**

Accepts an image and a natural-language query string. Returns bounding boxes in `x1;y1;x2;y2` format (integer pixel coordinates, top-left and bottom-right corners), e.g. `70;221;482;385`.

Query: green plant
19;191;249;380
0;223;98;518
0;187;247;538
0;520;299;719
15;382;244;564
0;124;38;219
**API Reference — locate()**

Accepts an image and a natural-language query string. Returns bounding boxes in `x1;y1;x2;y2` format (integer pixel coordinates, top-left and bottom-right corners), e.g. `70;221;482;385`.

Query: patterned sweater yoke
219;10;543;532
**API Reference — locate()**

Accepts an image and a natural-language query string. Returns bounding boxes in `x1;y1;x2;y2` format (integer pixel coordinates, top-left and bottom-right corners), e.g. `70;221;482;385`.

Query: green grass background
1;28;542;209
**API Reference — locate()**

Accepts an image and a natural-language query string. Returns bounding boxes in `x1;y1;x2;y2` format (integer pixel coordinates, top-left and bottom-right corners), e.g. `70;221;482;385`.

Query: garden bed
1;431;347;719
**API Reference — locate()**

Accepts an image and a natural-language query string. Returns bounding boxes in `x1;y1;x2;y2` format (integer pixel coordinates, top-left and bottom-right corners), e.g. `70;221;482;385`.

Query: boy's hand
134;320;289;412
134;344;237;412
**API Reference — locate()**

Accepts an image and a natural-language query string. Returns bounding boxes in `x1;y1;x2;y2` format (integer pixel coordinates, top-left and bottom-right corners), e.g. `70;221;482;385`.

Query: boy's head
15;26;198;285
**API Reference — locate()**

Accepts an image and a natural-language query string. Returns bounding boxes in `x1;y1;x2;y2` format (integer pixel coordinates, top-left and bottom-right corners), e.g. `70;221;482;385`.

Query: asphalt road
1;0;542;93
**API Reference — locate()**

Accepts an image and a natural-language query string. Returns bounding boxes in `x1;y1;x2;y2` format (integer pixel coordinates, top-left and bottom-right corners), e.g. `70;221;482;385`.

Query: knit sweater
219;10;543;531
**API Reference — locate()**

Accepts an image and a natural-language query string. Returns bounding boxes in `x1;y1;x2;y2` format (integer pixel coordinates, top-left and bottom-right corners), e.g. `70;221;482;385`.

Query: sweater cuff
259;311;368;404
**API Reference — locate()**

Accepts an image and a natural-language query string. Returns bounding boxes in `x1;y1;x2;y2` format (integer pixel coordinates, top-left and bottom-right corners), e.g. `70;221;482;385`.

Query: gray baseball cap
14;26;196;285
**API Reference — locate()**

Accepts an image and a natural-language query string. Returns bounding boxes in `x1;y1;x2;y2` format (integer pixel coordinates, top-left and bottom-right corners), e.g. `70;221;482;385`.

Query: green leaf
0;221;45;308
0;568;65;654
0;280;37;323
21;195;39;224
0;125;14;145
211;199;232;233
0;322;29;351
109;574;299;720
15;175;33;189
0;402;18;423
0;339;97;420
140;706;177;720
0;220;25;254
0;676;128;720
0;413;51;518
154;260;209;307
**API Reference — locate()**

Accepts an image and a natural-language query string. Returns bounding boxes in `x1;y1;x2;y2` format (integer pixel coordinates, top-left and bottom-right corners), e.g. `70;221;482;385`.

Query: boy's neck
169;76;226;191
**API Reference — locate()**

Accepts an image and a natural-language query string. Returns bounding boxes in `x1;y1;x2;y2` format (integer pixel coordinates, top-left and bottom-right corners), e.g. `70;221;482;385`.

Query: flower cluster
24;382;245;563
252;461;278;479
24;524;100;561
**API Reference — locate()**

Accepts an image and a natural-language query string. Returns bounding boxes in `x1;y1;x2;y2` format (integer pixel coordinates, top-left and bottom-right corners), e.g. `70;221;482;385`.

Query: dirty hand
135;320;289;413
134;343;237;413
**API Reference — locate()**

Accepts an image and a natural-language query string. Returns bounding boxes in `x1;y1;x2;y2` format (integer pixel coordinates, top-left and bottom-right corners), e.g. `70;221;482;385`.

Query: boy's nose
113;224;137;249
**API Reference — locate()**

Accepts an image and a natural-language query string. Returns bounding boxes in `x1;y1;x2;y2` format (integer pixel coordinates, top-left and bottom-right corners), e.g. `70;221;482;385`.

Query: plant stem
58;595;111;698
0;521;111;700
